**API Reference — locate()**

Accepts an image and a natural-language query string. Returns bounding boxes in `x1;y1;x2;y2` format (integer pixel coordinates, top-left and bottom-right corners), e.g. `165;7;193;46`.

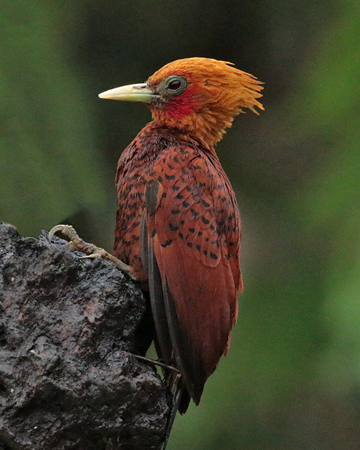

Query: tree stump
0;222;169;450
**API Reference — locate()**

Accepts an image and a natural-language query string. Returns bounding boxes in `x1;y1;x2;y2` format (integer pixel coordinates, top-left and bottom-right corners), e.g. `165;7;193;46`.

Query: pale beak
98;83;157;103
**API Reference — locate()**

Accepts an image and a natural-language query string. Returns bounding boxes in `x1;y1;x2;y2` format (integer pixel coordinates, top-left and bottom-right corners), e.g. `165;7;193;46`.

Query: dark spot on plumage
209;173;214;180
228;215;233;221
201;199;211;208
174;156;179;163
161;239;173;247
198;231;203;236
181;167;188;175
126;212;136;221
131;235;139;241
196;244;201;251
228;242;234;246
191;208;200;217
183;201;190;208
193;165;202;170
189;228;195;233
210;224;216;231
205;237;209;242
204;250;208;256
211;240;219;247
179;232;184;239
129;192;138;200
180;220;185;225
169;223;179;231
201;216;210;225
165;174;176;180
167;164;174;170
180;149;190;155
185;185;191;192
210;252;218;260
151;229;156;237
172;185;180;191
200;182;206;188
176;193;184;199
162;192;167;198
158;176;163;182
225;254;230;259
171;209;180;215
187;242;193;248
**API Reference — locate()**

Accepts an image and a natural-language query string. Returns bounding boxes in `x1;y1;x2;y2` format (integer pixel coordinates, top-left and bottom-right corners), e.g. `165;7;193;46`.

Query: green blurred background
2;1;360;448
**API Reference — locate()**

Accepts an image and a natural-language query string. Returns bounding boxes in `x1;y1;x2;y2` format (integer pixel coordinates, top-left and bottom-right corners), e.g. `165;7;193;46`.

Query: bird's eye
168;79;182;91
160;75;188;96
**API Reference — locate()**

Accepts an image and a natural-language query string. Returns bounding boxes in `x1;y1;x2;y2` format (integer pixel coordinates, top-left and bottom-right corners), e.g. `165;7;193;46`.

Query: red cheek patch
164;85;201;120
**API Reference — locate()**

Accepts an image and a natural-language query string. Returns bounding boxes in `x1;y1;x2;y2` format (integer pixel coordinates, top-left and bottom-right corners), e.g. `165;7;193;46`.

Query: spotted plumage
99;57;263;441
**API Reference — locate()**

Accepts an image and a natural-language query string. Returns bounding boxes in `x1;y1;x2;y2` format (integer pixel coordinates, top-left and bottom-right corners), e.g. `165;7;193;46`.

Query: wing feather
142;143;241;404
141;185;172;365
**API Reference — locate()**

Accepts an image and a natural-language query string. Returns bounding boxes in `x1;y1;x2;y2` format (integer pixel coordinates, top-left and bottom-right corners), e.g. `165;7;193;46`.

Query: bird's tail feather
162;381;189;450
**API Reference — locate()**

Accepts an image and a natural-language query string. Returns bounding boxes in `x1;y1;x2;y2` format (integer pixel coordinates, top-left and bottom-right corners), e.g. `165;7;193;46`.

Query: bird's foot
48;224;136;280
124;352;180;374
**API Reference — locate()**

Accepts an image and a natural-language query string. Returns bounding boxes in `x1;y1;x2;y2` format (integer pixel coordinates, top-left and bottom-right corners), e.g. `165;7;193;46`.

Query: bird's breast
112;123;240;287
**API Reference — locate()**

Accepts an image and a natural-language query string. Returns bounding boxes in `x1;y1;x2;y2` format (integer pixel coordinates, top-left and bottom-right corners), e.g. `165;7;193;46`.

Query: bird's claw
48;224;136;280
78;253;102;261
122;352;181;374
48;224;77;243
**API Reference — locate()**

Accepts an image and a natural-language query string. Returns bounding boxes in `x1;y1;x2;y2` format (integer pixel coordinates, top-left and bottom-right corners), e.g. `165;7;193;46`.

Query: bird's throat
150;106;233;147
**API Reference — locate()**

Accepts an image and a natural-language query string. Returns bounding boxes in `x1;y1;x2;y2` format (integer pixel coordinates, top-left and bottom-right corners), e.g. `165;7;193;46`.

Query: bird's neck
150;109;232;148
121;122;218;165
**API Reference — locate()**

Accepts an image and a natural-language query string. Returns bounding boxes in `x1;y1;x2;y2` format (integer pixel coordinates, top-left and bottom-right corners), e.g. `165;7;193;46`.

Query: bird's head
99;57;263;147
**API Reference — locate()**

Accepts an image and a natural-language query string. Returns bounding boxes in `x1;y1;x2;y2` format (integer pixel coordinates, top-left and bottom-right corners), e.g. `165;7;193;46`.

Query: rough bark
0;222;169;450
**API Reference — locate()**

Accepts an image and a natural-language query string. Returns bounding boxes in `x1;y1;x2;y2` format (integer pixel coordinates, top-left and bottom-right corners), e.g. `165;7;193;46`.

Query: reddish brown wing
142;143;242;404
